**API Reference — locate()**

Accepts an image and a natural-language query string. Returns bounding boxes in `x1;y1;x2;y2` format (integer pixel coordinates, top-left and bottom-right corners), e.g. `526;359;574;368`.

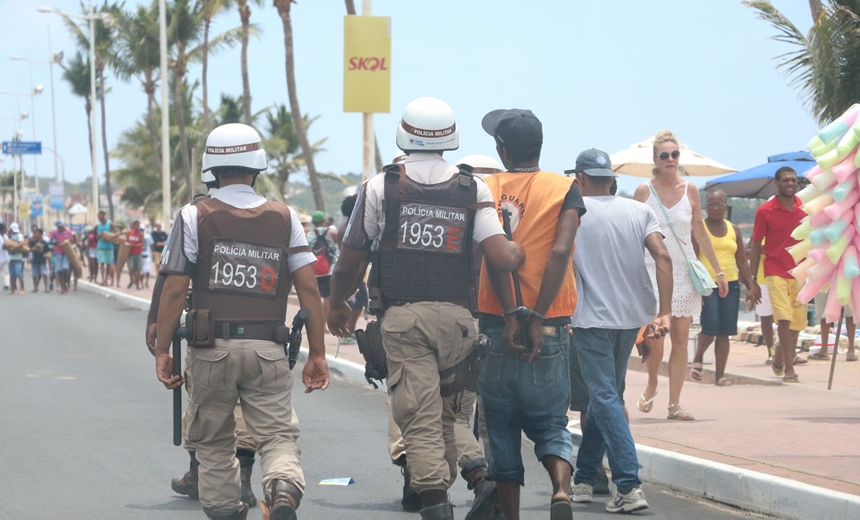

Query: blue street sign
2;141;42;155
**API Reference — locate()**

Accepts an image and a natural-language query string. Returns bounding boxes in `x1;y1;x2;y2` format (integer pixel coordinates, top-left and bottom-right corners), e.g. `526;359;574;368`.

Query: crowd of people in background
0;211;170;295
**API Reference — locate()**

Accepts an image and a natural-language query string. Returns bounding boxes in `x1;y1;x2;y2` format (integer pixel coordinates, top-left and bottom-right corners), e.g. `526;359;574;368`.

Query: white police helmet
455;154;504;177
396;97;459;153
202;123;267;174
201;169;216;184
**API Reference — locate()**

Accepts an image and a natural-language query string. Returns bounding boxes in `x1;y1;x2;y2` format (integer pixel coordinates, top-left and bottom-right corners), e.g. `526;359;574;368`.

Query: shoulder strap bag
648;181;716;297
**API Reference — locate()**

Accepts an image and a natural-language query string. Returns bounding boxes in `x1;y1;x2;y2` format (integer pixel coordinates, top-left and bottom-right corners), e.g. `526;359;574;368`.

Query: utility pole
362;0;374;182
89;0;99;223
159;0;171;229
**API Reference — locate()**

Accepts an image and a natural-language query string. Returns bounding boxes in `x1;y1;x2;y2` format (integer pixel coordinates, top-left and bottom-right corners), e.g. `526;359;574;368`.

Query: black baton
173;326;188;447
500;209;532;350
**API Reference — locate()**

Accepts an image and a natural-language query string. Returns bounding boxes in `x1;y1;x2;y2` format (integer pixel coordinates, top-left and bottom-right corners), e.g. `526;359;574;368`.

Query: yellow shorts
766;276;807;331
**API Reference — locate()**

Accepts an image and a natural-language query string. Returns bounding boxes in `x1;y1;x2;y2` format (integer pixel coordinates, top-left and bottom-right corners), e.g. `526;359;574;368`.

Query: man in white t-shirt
567;149;673;513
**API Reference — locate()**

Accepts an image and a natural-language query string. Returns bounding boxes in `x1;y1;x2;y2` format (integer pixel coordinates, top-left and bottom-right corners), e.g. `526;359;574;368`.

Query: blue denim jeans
572;327;641;494
478;324;573;484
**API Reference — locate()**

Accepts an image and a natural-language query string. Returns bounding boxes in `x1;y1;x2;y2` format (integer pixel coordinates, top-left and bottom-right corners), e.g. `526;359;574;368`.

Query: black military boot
419;503;454;520
203;503;249;520
460;458;499;520
397;457;421;512
237;451;259;507
265;478;301;520
171;450;199;499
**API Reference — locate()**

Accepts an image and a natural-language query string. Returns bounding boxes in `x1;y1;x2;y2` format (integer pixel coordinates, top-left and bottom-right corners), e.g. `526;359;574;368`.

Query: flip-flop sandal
772;362;785;377
637;390;657;413
783;375;801;383
550;500;573;520
847;353;858;362
793;356;808;365
690;362;704;382
765;357;773;365
667;404;694;420
808;352;831;361
715;377;732;387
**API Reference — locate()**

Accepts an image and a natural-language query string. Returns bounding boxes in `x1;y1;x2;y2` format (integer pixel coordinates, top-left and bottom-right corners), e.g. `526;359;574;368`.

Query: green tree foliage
746;0;860;124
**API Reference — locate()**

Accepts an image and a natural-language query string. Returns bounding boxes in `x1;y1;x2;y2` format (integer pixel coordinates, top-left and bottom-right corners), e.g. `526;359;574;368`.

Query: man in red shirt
126;220;144;290
750;167;808;383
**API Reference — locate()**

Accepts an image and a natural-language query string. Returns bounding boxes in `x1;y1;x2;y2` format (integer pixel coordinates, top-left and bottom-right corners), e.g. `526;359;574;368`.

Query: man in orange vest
477;109;585;520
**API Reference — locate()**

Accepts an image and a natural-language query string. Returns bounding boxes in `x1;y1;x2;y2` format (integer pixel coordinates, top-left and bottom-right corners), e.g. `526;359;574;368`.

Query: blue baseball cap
565;148;616;177
55;220;64;226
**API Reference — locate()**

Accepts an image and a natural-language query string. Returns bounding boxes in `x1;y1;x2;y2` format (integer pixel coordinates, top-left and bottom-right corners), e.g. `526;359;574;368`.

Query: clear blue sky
0;0;819;197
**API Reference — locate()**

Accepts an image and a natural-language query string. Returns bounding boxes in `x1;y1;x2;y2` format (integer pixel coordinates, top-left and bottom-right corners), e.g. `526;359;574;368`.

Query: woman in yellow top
691;190;756;386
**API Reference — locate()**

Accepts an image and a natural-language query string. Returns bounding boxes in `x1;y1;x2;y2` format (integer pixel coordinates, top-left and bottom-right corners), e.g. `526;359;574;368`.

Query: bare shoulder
633;182;651;202
686;182;701;206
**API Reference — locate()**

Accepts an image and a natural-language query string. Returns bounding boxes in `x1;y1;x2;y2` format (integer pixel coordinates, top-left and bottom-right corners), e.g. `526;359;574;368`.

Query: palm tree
168;0;242;201
60;52;94;166
745;0;860;125
273;0;325;210
113;2;163;176
60;1;120;219
237;0;263;125
168;0;202;202
201;0;232;133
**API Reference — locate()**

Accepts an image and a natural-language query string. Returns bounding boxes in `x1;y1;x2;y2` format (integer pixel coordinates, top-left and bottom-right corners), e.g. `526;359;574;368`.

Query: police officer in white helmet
328;98;525;520
155;123;329;520
146;159;263;508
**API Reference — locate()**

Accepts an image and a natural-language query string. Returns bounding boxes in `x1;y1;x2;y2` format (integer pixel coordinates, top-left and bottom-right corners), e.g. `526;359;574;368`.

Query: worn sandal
847;353;858;362
667;404;694;420
550;500;573;520
637;390;658;413
715;377;732;387
772;361;785;377
783;375;801;383
690;362;704;382
808;351;830;361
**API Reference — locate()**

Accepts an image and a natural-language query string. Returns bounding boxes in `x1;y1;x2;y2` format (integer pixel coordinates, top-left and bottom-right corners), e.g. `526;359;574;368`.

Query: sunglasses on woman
657;150;680;161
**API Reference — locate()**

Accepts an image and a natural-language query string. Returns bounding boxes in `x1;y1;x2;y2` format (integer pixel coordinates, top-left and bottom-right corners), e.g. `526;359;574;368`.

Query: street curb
626;357;782;386
85;284;859;519
78;280;151;312
568;430;860;520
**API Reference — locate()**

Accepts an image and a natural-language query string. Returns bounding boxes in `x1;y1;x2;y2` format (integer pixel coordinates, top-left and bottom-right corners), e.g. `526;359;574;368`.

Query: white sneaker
606;487;648;513
570;482;593;503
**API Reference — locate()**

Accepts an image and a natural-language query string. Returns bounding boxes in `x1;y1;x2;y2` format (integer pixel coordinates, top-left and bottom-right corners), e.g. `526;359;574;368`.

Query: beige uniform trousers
183;348;255;452
381;301;477;494
387;390;484;473
187;338;304;515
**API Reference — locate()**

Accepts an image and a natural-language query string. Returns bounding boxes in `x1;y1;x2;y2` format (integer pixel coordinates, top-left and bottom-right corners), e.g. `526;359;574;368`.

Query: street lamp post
12;35;63;186
38;4;111;223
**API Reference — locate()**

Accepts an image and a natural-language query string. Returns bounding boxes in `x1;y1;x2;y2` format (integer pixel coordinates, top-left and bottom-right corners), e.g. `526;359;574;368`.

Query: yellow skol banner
343;15;391;113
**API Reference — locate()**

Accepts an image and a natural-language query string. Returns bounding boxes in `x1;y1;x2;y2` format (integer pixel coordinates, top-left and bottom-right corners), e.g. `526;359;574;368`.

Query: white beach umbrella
610;136;736;178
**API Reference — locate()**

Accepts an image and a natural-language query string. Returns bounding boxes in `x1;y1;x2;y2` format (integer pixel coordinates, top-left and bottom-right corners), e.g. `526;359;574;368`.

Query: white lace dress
644;182;701;318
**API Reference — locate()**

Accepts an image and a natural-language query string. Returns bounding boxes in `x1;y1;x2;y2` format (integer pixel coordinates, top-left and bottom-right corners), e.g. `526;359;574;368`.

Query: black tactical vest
369;163;486;314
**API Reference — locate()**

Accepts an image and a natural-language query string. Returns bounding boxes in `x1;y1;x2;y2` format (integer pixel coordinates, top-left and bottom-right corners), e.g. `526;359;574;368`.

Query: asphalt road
0;290;765;519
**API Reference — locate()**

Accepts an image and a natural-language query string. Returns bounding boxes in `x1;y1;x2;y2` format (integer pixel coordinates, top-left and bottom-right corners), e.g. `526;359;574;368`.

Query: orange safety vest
478;170;578;319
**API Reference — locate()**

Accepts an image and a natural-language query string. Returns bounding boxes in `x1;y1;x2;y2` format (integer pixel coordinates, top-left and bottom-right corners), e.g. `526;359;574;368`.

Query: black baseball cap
564;148;616;177
481;109;543;155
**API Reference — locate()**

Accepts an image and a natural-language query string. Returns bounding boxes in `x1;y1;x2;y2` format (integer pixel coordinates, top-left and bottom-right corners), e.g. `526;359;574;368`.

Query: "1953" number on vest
208;239;283;297
397;202;466;254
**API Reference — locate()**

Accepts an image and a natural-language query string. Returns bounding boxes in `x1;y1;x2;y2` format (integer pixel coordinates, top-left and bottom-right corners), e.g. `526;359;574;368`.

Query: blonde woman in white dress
633;131;728;420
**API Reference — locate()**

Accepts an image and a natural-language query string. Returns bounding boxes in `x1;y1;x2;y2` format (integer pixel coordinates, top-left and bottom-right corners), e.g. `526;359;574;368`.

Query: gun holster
439;334;490;397
186;309;215;348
